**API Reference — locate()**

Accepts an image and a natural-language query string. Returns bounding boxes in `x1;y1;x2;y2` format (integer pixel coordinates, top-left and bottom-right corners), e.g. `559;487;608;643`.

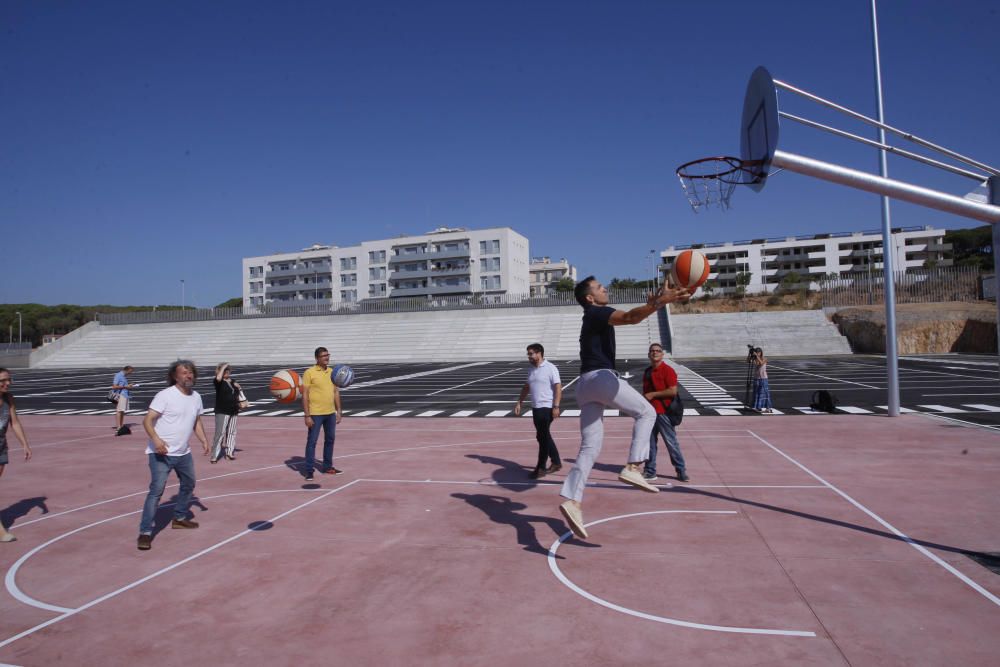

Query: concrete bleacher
668;309;852;358
31;306;848;368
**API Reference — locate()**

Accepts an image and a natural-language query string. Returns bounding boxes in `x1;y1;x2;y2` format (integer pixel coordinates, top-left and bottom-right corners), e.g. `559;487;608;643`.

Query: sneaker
0;533;17;543
529;468;546;480
137;534;152;550
643;471;658;481
559;501;589;539
323;467;343;475
676;471;690;482
546;463;562;474
171;519;199;529
305;473;314;481
619;466;660;493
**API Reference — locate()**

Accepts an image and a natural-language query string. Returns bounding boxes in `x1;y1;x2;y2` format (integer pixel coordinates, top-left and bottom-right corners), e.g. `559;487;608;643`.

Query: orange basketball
269;369;302;404
670;249;711;290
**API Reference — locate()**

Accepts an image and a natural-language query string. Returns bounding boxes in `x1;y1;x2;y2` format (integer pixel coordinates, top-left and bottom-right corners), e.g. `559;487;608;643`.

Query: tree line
1;299;242;348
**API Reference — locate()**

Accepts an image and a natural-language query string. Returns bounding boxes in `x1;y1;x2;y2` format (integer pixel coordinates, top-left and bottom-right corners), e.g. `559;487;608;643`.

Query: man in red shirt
642;343;689;482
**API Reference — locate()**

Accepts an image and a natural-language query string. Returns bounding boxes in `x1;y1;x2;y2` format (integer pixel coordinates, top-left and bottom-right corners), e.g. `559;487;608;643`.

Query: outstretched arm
609;284;690;326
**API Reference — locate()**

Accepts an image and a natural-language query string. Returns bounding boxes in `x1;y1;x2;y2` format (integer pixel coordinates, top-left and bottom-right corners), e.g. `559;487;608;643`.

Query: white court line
747;430;1000;609
712;409;743;416
916;405;966;413
963;404;1000;412
427;367;522;396
449;410;476;417
546;510;815;637
383;410;411;417
352;410;381;417
837;406;873;414
0;484;361;649
416;410;444;417
485;410;510;417
766;364;881;389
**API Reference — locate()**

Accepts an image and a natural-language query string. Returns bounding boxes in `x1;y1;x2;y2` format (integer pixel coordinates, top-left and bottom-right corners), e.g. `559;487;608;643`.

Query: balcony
390;283;472;297
389;268;433;281
266;282;304;294
388;247;471;264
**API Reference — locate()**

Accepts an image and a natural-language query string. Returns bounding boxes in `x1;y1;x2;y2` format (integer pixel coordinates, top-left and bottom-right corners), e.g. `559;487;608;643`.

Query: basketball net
676;156;759;212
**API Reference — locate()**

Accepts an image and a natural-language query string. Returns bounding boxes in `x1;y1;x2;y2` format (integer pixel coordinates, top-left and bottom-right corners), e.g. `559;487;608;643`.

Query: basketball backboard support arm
770;150;1000;224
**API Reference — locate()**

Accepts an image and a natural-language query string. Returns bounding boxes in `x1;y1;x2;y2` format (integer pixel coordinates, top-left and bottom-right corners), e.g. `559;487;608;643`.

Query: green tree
216;297;244;308
553;277;575;292
734;271;752;296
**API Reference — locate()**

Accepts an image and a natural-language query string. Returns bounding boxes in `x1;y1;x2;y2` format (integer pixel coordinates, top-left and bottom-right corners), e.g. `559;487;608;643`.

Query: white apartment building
529;257;577;296
243;227;530;310
661;225;951;295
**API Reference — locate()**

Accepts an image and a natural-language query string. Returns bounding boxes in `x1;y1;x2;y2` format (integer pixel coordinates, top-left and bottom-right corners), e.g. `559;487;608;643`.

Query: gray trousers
211;413;239;460
560;369;656;502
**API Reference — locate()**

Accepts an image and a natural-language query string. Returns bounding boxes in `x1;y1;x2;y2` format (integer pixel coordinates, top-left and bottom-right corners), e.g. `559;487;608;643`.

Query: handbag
665;393;684;426
237;390;250;410
107;389;120;404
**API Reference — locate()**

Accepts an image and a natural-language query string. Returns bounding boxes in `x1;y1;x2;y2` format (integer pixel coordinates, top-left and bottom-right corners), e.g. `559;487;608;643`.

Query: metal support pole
990;176;1000;380
181;279;185;310
771;151;1000;224
872;0;899;416
15;311;21;344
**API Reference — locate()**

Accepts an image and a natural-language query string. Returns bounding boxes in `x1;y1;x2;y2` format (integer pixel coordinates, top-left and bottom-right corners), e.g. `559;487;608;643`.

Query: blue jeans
645;414;686;477
139;452;196;535
753;378;772;411
304;413;336;475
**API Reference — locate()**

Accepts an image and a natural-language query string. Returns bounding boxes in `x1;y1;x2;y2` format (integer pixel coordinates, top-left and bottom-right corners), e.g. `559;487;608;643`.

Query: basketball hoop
676;156;762;212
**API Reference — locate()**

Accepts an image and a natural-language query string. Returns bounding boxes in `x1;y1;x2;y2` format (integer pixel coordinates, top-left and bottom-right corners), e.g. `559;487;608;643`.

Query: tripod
743;344;756;407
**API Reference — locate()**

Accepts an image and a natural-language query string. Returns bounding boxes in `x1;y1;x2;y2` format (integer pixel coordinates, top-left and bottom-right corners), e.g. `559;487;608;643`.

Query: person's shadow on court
1;496;49;529
150;495;209;538
451;493;591;557
465;454;549;492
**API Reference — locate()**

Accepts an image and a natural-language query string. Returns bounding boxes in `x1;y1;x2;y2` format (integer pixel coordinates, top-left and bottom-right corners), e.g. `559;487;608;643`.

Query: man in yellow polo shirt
301;346;343;481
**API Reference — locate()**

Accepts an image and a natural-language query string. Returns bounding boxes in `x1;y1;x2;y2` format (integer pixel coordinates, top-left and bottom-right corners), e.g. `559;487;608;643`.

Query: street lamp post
181;280;186;310
649;250;659;290
15;311;22;344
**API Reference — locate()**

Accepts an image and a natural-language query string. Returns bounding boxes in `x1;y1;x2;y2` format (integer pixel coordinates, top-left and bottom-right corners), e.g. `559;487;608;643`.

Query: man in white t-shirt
513;343;563;479
136;360;210;551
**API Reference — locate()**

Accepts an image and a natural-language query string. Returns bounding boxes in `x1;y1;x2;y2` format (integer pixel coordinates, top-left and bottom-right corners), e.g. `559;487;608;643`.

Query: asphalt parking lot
5;353;999;428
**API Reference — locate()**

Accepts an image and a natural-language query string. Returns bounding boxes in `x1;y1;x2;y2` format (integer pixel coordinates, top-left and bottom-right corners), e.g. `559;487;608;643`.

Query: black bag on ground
115;425;131;436
810;390;838;413
665;394;684;426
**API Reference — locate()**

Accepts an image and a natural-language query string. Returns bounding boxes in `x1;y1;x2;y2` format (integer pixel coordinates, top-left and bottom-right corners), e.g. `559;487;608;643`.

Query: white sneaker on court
619;466;660;493
559;501;589;539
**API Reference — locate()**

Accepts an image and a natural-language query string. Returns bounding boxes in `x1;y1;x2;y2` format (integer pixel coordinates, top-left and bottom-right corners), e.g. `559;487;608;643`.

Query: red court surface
1;414;999;666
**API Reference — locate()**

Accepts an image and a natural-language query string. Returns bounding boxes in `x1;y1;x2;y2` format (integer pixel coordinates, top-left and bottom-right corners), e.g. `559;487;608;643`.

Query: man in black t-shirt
558;276;690;539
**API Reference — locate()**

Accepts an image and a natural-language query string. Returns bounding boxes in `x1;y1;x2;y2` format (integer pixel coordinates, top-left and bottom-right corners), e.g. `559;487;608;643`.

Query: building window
340;257;357;270
340;273;357;286
479;239;500;255
368;250;386;264
369;267;386;280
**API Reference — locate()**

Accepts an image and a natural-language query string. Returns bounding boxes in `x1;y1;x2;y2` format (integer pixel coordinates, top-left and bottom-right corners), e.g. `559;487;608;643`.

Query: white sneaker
559;501;589;539
619;466;660;493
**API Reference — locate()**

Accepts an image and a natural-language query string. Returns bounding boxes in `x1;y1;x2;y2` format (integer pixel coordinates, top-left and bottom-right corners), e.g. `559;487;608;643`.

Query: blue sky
2;0;997;307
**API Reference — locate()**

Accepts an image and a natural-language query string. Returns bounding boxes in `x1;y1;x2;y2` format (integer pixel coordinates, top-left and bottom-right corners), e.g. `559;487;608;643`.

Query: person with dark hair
301;346;343;481
642;343;689;482
559;276;689;539
210;361;242;463
111;365;137;433
751;347;773;413
0;368;32;543
136;360;210;551
514;343;562;479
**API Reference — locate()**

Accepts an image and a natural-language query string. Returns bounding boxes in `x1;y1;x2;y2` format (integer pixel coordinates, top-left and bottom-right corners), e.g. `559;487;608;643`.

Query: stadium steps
33;307;849;368
669;310;851;358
